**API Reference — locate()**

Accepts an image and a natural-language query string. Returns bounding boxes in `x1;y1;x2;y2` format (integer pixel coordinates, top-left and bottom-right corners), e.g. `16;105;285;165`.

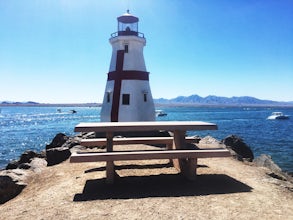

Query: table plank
74;121;218;133
70;149;231;162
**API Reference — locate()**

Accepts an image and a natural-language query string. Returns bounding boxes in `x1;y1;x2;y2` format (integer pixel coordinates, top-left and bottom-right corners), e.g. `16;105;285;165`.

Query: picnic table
71;121;230;183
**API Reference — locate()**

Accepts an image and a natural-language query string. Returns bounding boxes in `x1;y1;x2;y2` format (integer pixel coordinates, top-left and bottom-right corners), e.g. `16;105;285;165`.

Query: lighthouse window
107;92;111;103
124;44;129;53
122;94;130;105
144;93;147;102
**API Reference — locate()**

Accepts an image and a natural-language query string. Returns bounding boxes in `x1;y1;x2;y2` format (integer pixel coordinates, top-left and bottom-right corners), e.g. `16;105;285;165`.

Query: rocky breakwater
221;135;292;183
0;132;88;204
1;133;292;204
0;151;47;204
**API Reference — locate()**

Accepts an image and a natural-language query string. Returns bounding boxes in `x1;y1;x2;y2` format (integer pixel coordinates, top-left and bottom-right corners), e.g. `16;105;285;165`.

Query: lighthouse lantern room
100;11;156;122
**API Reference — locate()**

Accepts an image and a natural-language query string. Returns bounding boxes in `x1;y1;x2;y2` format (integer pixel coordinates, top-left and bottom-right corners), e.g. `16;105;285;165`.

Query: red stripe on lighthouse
110;50;124;122
108;71;149;81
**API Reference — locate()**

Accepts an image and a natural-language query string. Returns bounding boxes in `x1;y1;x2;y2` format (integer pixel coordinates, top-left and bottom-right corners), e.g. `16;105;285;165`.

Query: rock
81;132;96;138
190;135;201;143
6;160;19;170
254;154;282;174
19;150;43;164
70;145;87;154
46;133;68;150
0;169;28;204
64;137;81;149
0;158;47;204
6;150;44;170
222;135;254;162
199;136;226;148
200;136;220;144
46;146;71;166
18;163;31;170
29;158;47;172
254;154;293;186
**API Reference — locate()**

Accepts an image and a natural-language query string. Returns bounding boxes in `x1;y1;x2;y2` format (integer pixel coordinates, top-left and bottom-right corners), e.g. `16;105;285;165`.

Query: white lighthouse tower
100;11;155;122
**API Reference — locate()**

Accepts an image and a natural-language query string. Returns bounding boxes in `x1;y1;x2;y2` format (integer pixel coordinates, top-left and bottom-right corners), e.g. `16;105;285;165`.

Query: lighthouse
100;11;156;122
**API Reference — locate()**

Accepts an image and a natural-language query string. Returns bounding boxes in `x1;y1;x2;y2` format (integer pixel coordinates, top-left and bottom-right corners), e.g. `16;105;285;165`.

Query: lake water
0;106;292;173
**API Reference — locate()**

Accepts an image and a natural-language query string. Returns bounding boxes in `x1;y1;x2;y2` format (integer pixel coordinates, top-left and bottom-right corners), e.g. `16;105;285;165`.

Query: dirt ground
1;144;293;220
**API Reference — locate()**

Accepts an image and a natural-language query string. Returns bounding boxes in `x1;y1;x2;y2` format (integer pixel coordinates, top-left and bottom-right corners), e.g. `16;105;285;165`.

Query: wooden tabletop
74;121;218;133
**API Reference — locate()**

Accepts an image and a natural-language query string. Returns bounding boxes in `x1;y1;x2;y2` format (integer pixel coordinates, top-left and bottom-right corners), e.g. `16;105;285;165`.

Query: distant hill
0;101;39;105
0;101;101;107
1;96;292;107
154;95;293;106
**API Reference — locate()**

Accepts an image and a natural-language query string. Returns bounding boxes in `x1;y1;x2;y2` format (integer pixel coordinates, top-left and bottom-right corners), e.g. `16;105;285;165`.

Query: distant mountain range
0;101;39;105
154;95;293;106
1;95;293;107
0;101;100;107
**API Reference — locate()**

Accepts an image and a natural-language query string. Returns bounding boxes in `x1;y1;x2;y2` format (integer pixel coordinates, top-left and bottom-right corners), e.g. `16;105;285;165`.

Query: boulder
46;133;68;150
29;158;47;172
254;154;282;174
200;136;220;144
6;150;45;170
81;132;96;138
63;137;81;149
0;169;28;204
70;145;87;154
0;158;47;204
189;135;202;144
18;163;31;170
6;160;19;170
19;150;42;163
46;146;71;166
199;136;226;148
254;154;293;184
222;135;254;162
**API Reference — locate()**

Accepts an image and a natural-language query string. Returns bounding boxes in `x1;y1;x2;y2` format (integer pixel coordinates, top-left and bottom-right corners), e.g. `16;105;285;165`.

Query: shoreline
1;103;293;108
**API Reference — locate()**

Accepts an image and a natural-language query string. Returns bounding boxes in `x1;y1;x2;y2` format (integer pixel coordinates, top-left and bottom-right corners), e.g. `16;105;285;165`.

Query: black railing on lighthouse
110;31;145;38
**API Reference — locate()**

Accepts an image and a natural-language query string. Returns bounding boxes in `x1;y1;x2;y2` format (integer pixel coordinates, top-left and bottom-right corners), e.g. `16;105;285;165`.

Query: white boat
155;110;167;117
267;112;289;120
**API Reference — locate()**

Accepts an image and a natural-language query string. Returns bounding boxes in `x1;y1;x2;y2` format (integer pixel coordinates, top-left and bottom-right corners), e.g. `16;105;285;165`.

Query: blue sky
0;0;292;103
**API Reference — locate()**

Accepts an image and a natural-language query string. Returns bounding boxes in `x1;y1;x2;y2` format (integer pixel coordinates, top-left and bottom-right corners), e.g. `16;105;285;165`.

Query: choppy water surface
0;106;292;173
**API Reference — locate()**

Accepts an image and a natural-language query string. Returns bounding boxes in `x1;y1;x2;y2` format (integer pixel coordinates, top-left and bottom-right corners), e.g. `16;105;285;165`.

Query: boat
267;112;289;120
155;110;167;117
70;110;77;114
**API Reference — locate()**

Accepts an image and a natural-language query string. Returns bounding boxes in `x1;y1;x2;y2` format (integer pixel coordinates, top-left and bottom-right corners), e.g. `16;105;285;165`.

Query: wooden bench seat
70;148;230;182
80;136;199;147
70;148;230;162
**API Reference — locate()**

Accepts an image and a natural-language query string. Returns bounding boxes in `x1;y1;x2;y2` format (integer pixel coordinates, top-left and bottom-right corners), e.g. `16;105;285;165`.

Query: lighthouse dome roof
117;10;139;24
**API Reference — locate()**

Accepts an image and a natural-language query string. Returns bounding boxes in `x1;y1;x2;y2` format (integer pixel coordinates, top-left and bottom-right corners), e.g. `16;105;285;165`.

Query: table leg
172;130;185;171
106;132;115;184
185;158;197;181
173;130;197;180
